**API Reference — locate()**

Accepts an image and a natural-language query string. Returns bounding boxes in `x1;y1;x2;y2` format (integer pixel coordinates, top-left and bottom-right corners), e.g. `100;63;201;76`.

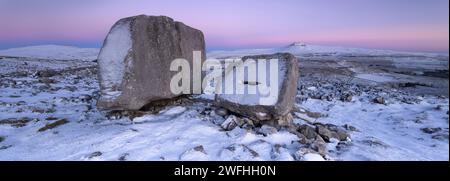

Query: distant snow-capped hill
208;43;448;59
0;45;99;61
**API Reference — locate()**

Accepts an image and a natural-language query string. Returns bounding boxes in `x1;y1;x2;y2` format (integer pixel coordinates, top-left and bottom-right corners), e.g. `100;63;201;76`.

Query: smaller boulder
214;108;229;117
215;53;299;123
373;96;385;104
221;115;239;131
257;125;278;136
298;125;317;140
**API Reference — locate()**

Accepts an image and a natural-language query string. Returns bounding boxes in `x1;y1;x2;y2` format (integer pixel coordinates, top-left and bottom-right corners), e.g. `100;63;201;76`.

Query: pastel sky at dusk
0;0;448;52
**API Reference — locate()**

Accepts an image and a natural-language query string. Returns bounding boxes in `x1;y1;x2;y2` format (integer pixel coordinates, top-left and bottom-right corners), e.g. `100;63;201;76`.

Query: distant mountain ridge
208;43;449;59
0;45;99;61
0;43;447;61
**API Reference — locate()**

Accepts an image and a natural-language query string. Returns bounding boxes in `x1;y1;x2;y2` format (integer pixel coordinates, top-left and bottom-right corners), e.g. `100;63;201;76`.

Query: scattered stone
39;77;57;84
435;105;443;110
87;151;102;159
343;124;358;132
335;141;353;152
296;133;310;144
326;124;350;141
340;93;353;102
421;127;442;134
36;69;58;77
45;117;59;121
234;117;246;127
97;15;206;110
298;125;317;139
316;124;334;142
293;112;316;123
361;138;389;148
242;117;256;128
221;115;239;131
373;96;385;104
118;153;129;161
180;145;209;160
38;85;51;91
431;134;449;141
242;144;259;158
65;86;77;92
301;153;325;161
257;125;278;136
334;129;350;141
214;108;229;117
219;144;260;160
273;113;294;127
37;119;69;132
0;145;12;150
306;111;323;119
32;108;46;113
80;95;93;103
0;117;33;128
215;53;299;123
314;124;350;142
255;112;271;121
193;145;207;154
294;147;314;160
311;135;327;156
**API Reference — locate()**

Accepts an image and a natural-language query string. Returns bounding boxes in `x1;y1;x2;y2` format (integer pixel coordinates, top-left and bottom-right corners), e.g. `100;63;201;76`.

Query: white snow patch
356;73;396;83
97;20;132;100
208;43;447;59
0;45;99;61
300;97;449;161
302;153;325;161
217;59;286;106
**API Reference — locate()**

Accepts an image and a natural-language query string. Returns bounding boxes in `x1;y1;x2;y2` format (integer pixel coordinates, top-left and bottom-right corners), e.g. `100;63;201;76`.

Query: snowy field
0;44;448;161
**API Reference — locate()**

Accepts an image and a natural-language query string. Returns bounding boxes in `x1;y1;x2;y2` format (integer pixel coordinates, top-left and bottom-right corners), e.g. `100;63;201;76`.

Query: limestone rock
97;15;205;110
221;115;239;131
215;53;299;122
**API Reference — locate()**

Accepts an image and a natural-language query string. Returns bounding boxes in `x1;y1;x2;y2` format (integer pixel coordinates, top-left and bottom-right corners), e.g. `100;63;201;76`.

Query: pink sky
0;0;448;52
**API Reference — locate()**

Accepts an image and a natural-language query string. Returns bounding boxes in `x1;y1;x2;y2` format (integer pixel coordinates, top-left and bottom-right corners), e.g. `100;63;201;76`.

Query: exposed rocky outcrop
215;53;299;124
97;15;206;110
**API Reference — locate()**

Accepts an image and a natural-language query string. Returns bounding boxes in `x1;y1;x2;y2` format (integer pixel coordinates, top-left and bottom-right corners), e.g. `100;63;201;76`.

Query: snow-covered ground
0;44;448;160
300;96;448;160
208;43;448;59
0;45;99;61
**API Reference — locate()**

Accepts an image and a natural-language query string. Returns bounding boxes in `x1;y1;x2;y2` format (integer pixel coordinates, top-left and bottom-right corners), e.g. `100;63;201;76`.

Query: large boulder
215;53;299;123
97;15;206;110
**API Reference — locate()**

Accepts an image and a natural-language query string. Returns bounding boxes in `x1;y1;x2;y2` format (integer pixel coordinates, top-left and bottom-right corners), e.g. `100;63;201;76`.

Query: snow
0;45;99;61
0;56;301;161
0;105;300;160
217;58;286;106
97;19;132;100
300;97;449;161
0;43;448;161
356;73;396;83
208;43;448;59
301;153;325;161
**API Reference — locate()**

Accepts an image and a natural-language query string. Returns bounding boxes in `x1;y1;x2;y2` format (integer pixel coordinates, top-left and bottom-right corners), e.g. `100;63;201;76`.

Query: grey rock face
215;53;299;122
256;125;278;136
214;107;229;117
221;115;239;131
421;127;442;134
373;96;385;104
97;15;205;110
298;124;317;139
